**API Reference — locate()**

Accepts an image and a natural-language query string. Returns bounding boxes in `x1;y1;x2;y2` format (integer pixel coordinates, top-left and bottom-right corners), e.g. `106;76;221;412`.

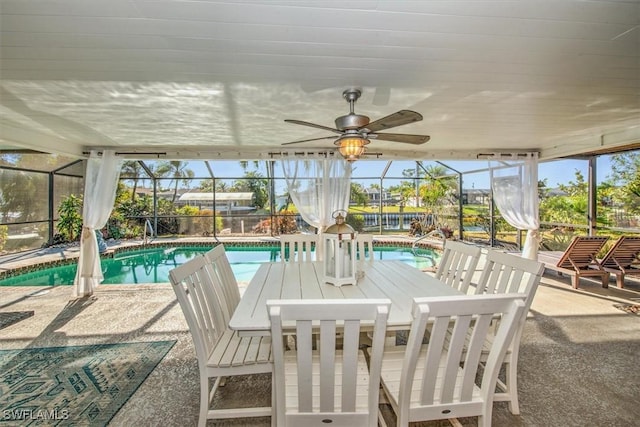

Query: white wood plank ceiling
1;0;638;161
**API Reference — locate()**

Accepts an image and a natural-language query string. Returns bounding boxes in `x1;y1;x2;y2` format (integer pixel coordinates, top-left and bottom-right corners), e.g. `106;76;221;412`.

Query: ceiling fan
282;89;431;162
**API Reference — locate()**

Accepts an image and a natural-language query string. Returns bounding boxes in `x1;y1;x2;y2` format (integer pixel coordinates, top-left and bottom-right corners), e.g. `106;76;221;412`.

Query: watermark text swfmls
3;409;70;421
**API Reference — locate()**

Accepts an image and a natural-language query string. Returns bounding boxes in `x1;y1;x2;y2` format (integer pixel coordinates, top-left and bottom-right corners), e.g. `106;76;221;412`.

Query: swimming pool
0;245;440;287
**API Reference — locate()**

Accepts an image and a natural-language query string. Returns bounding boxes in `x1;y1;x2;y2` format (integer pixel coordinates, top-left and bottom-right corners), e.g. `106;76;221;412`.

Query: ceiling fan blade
365;110;423;132
372;133;430;145
284;119;341;134
282;135;338;145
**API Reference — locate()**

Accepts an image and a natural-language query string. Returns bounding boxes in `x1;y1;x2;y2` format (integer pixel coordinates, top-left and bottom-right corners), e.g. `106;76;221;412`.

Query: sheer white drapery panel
490;153;540;259
73;150;122;297
281;156;352;232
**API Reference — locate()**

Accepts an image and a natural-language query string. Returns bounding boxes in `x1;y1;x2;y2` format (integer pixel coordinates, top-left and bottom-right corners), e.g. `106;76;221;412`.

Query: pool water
0;245;439;287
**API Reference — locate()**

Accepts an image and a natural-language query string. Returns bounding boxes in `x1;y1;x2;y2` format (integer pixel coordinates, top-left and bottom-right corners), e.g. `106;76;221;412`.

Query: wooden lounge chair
537;236;610;289
600;236;640;288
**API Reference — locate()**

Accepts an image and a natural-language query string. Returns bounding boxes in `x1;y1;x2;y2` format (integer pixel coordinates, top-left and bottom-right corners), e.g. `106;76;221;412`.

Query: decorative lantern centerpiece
323;210;357;287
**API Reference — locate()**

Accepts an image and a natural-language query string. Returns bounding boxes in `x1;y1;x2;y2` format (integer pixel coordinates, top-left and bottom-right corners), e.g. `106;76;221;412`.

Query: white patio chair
203;244;241;324
473;249;545;414
434;240;482;294
267;298;391;427
169;255;273;426
280;234;317;263
356;233;375;263
379;294;526;427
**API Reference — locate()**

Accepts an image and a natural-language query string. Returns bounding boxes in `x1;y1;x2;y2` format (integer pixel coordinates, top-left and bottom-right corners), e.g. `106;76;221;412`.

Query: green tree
198;179;213;192
558;170;587;197
57;194;83;241
350;182;368;206
0;167;48;222
232;171;269;209
387;180;415;204
538;178;550;199
539;170;588;225
156;161;195;202
0;224;8;252
609;152;640;213
419;165;457;207
345;213;365;232
120;160;145;201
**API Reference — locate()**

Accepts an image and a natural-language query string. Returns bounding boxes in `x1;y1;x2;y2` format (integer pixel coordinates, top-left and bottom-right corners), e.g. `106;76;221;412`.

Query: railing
143;219;154;244
411;229;446;268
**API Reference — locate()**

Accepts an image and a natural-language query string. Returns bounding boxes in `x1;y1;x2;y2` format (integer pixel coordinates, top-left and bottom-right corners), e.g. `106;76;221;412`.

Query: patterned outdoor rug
0;340;175;425
0;311;34;330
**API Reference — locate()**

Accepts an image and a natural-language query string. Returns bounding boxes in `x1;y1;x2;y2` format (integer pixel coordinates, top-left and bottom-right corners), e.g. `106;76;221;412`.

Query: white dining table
229;260;462;336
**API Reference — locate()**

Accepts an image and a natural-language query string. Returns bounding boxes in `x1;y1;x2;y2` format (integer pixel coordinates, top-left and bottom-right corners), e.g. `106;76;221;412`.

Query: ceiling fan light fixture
336;135;370;162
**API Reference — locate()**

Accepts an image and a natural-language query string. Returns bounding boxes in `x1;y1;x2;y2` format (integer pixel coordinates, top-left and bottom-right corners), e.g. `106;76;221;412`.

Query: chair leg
617;273;624;288
505;360;520;415
199;375;218;427
601;273;609;288
271;373;276;427
477;414;491;427
571;275;579;289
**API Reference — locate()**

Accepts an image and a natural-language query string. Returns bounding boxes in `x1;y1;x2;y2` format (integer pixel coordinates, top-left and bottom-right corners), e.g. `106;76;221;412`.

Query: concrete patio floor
1;242;639;426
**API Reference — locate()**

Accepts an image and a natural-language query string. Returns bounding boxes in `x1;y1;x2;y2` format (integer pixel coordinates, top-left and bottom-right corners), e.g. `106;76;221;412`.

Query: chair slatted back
474;249;544;365
170;255;274;425
435;240;482;294
600;236;640;269
169;255;227;362
280;234;317;263
400;294;525;415
356;234;375;263
556;236;609;269
268;299;391;427
203;245;241;324
475;250;544;311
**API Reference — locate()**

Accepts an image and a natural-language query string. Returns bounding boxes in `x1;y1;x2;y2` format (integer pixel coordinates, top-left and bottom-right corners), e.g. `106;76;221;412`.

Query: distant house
363;188;400;206
462;189;491;205
177;192;256;213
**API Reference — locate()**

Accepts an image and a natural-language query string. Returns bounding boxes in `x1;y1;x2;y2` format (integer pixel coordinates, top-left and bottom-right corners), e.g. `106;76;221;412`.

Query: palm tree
215;181;229;192
156;161;195;202
120;160;144;201
419;164;457;207
350;182;368;207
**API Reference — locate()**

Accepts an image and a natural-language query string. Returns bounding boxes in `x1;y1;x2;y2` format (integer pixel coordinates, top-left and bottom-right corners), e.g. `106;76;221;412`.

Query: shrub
57;194;83;242
192;209;224;235
0;224;7;252
345;213;365;232
273;210;298;235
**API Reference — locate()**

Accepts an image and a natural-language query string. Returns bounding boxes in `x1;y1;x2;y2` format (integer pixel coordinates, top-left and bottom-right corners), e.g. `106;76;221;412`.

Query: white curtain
489;153;540;259
73;150;122;297
281;156;352;237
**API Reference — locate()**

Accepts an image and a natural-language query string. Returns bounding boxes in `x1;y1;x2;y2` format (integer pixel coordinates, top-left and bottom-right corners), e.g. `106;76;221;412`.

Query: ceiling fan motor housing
335;114;370;130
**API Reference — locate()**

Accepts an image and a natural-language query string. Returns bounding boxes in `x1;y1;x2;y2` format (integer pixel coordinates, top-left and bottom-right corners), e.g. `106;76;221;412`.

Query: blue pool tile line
0;237;442;282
